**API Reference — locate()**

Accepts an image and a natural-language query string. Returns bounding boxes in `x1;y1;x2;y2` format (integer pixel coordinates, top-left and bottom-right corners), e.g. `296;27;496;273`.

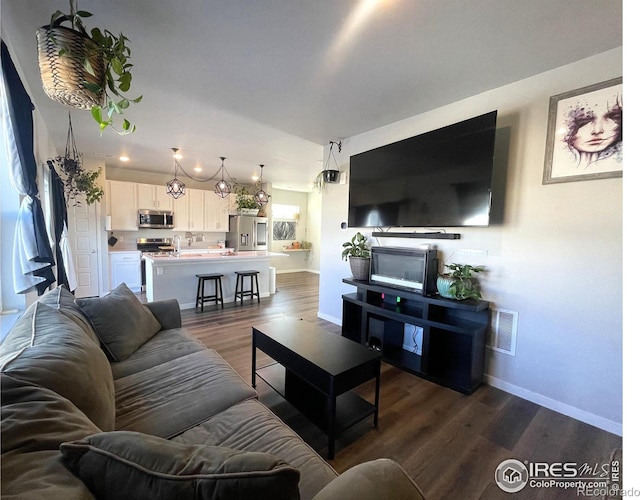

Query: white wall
318;47;623;434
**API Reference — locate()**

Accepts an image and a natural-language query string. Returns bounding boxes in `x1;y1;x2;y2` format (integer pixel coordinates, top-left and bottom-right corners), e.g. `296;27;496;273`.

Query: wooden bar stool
195;274;224;312
234;270;260;304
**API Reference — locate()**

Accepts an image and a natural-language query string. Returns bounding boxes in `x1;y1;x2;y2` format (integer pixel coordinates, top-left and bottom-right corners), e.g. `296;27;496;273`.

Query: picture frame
542;77;622;184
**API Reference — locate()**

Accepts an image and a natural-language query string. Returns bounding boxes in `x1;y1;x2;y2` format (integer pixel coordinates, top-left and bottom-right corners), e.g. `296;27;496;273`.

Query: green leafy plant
46;1;142;134
441;263;486;300
49;156;104;206
341;232;370;260
234;186;260;210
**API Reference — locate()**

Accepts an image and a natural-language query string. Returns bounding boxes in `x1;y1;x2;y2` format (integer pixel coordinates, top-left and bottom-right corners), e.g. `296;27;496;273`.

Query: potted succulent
436;263;486;300
341;232;371;281
36;1;142;134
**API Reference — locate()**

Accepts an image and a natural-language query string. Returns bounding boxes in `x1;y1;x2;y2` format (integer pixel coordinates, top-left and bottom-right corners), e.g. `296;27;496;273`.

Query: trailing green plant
46;1;142;134
49;156;104;206
441;263;486;300
341;232;370;260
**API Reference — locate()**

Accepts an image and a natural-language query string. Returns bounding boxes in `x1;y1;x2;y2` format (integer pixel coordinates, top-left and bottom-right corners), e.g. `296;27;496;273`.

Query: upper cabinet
137;183;173;211
204;191;230;232
107;180;137;231
107;181;229;233
188;189;205;232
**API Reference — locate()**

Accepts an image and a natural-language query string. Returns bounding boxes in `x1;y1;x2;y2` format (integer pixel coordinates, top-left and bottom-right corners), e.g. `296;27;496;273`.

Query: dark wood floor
180;272;622;499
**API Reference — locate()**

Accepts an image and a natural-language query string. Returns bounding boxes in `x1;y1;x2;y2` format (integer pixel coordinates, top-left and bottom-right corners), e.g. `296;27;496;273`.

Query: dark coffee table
252;318;381;459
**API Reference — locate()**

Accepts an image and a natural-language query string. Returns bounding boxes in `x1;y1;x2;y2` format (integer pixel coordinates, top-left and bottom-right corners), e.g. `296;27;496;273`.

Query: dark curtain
2;40;55;295
48;162;70;290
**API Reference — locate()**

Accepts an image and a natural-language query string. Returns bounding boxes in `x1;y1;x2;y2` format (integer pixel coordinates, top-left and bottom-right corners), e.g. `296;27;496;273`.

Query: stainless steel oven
137;238;174;290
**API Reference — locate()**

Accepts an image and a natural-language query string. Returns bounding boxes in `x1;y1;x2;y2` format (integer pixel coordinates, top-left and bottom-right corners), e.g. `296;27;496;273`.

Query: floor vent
488;308;518;356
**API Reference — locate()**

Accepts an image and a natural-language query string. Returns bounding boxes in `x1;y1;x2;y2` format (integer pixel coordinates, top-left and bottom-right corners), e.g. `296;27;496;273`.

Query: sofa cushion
0;286;98;365
76;283;161;361
0;303;115;431
1;373;100;499
172;398;338;499
60;431;301;500
110;328;207;380
115;349;256;438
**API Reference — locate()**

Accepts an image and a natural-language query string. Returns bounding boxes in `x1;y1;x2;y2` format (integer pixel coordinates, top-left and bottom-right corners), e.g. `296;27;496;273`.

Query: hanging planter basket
36;24;106;110
322;169;340;183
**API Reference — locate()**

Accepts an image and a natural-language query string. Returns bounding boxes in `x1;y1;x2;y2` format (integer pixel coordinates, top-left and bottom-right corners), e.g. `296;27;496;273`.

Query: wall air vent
488;308;518;356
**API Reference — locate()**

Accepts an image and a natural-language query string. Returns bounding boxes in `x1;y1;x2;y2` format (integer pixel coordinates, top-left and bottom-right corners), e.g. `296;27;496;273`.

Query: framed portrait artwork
542;77;622;184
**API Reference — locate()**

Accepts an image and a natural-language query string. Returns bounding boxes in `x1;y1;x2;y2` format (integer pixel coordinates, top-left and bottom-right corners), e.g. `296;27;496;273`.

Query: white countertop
142;250;287;263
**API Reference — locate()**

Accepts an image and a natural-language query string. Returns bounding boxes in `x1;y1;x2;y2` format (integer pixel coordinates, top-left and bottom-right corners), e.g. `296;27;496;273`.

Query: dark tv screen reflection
348;111;497;228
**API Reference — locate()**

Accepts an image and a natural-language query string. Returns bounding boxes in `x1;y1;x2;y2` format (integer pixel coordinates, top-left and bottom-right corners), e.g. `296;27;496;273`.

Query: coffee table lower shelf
256;363;377;438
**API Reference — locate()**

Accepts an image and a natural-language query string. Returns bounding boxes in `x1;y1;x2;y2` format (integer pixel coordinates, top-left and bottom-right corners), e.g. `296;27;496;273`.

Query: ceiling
2;0;622;192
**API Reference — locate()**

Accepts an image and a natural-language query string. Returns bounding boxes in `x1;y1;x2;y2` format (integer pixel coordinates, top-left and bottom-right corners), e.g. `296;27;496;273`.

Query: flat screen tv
348;110;498;228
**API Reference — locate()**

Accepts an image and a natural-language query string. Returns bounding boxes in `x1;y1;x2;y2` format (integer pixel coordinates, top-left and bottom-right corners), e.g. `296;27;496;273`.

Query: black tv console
341;278;489;394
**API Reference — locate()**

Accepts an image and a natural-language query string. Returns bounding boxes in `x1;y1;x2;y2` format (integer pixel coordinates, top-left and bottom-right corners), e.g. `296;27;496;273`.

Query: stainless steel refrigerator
227;216;268;251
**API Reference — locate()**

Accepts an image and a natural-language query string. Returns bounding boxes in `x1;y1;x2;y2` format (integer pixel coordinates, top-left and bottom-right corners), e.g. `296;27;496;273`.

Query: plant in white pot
341;232;371;281
436;263;486;300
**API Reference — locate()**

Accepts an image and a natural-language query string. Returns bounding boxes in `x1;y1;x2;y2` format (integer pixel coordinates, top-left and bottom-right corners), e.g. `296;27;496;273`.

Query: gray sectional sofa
1;284;424;499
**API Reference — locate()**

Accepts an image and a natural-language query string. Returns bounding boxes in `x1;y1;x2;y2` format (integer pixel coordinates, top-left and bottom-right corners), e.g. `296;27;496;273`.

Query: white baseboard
276;268;318;274
485;374;622;436
318;311;342;325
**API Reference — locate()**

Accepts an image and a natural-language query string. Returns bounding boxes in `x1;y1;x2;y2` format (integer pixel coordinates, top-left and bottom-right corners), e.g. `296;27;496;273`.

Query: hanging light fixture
213;157;233;198
254;164;270;206
166;148;186;199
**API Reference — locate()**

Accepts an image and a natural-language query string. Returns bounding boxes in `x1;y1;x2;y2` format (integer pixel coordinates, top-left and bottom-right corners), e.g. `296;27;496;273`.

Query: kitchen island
143;250;287;309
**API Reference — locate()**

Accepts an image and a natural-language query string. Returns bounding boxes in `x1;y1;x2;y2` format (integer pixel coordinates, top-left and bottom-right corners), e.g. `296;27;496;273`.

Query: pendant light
166;148;186;199
213;157;233;198
254;164;270;206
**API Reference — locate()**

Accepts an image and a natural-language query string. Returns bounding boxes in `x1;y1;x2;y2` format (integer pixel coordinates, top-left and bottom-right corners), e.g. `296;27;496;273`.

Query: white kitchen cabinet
109;251;141;292
172;189;190;231
108;180;138;230
137;183;173;211
188;189;205;231
204;191;230;232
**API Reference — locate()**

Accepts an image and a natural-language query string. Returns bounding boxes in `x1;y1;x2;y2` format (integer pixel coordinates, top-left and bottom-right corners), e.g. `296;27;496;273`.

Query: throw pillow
1;303;115;431
60;431;301;500
76;283;162;361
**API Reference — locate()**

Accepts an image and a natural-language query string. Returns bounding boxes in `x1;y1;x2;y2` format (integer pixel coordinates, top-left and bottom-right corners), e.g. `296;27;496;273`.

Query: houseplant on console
341;232;371;281
437;263;485;300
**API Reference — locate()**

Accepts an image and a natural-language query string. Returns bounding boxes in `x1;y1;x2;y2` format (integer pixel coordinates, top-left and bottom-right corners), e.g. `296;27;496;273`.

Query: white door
67;199;100;297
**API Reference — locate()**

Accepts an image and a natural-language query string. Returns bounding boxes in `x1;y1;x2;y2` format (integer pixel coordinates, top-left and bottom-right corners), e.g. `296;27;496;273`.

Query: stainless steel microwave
138;209;174;229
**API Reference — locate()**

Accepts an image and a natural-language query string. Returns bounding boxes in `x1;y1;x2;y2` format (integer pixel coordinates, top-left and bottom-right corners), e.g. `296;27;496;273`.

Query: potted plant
436;263;486;300
234;186;260;215
36;1;142;135
47;113;104;206
341;232;371;281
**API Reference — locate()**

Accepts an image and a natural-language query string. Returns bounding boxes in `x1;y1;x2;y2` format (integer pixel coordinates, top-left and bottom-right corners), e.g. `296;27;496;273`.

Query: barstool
234;270;260;304
195;274;224;312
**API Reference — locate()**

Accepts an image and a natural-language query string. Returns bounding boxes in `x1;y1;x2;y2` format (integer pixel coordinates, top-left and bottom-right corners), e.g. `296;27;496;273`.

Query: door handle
91;249;97;254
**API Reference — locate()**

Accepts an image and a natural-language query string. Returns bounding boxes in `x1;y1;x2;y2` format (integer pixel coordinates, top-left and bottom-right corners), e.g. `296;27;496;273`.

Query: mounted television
348;111;498;228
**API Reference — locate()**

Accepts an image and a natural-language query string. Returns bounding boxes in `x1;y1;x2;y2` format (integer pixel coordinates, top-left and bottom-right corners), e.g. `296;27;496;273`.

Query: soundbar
371;232;461;240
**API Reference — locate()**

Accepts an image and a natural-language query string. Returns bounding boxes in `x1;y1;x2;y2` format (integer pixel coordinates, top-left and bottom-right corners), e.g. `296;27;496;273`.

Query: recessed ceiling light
119;156;130;162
